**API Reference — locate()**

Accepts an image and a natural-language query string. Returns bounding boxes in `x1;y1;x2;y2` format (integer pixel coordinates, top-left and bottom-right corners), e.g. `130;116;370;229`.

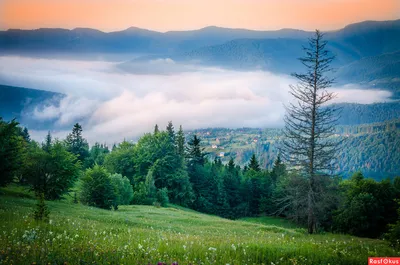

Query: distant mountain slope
191;120;400;180
335;102;400;125
0;84;64;127
170;20;400;71
1;19;399;62
0;26;312;56
335;51;400;98
175;38;307;73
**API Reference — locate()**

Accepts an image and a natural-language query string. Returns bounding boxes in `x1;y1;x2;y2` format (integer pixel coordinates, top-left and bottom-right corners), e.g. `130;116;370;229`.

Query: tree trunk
307;188;314;234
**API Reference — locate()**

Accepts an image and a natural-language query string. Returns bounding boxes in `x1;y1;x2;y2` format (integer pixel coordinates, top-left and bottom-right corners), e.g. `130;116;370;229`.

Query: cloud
0;56;392;144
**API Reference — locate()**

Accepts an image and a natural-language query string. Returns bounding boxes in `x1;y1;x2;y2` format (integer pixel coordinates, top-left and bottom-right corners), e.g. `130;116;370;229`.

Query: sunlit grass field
0;186;398;265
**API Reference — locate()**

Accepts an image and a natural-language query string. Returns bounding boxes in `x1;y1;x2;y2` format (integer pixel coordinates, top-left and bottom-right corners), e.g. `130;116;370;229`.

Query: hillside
1;19;399;64
335;102;400;125
0;186;397;264
0;26;311;56
190;119;400;179
335;51;400;98
0;84;64;128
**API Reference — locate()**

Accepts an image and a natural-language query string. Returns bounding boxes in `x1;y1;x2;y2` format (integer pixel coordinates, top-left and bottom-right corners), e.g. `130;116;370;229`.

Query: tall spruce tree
281;30;339;234
248;154;260;171
65;123;89;163
42;131;52;153
177;125;185;157
154;124;160;134
166;121;176;146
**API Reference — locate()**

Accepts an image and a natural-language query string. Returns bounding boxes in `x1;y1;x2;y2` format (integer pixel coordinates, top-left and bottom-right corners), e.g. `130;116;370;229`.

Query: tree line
1;118;400;245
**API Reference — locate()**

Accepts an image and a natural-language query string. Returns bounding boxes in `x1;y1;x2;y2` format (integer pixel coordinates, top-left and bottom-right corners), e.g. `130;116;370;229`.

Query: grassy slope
0;186;398;265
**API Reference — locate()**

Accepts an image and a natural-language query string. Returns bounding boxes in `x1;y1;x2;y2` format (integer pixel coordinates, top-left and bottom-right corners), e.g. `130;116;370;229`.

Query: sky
1;0;400;32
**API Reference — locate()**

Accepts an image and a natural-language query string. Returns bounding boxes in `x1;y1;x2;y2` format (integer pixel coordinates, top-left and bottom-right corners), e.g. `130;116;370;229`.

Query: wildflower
138;244;143;250
208;247;217;251
231;244;236;251
183;245;187;250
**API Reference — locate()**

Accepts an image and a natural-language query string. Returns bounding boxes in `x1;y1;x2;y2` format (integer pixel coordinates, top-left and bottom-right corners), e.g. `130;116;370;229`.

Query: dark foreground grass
0;186;398;265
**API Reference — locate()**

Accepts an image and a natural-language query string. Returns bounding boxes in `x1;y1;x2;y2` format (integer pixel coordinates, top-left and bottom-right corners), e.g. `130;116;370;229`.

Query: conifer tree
248;154;260;171
281;30;339;234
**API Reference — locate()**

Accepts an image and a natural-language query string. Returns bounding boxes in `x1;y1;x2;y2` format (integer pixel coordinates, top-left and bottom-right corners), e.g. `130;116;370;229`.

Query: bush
110;173;134;210
156;188;169;207
33;193;50;222
79;165;116;210
0;118;25;187
385;200;400;248
25;141;81;200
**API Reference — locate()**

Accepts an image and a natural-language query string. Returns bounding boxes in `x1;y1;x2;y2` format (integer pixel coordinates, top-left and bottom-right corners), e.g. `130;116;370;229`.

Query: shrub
79;165;116;210
110;173;134;210
33;193;50;222
156;188;169;207
25;141;81;200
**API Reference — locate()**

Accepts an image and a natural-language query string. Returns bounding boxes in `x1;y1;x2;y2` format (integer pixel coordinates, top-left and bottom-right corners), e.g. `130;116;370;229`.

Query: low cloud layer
0;56;392;144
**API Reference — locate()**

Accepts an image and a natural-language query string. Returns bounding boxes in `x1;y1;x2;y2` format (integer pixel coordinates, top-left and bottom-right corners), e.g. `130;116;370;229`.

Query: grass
240;216;303;230
0;185;399;265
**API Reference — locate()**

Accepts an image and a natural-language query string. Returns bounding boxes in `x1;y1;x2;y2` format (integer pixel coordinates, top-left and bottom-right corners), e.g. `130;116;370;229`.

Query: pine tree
186;135;205;169
177;125;185;157
42;131;52;153
21;127;30;142
166;121;176;145
33;193;50;222
281;30;339;234
248;154;260;171
154;124;160;134
271;155;286;183
65;123;89;163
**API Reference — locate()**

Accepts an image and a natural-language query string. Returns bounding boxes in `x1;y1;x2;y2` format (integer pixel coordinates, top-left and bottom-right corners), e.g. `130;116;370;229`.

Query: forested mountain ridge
191;119;400;180
334;102;400;125
1;19;399;64
0;85;64;128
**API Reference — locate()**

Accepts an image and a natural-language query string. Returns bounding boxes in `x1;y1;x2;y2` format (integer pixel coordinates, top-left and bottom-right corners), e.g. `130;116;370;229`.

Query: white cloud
0;56;392;144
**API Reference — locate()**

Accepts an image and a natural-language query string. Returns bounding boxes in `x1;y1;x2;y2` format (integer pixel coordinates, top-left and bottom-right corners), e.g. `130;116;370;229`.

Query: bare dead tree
280;30;340;234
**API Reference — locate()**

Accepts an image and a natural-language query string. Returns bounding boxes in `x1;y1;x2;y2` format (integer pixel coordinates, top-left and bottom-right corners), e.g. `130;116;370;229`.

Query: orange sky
1;0;399;32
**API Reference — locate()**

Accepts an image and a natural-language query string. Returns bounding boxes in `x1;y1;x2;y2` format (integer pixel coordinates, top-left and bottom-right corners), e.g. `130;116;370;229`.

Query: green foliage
132;170;156;205
104;140;135;184
156;187;169;207
79;165;116;210
135;130;193;205
110;173;134;209
385;200;400;248
33;193;50;222
248;153;261;171
65;123;89;164
84;142;109;168
333;172;398;237
0;118;25;187
25;140;81;200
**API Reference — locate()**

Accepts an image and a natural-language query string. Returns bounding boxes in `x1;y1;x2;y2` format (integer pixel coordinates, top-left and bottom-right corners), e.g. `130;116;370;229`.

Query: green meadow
0;186;398;265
